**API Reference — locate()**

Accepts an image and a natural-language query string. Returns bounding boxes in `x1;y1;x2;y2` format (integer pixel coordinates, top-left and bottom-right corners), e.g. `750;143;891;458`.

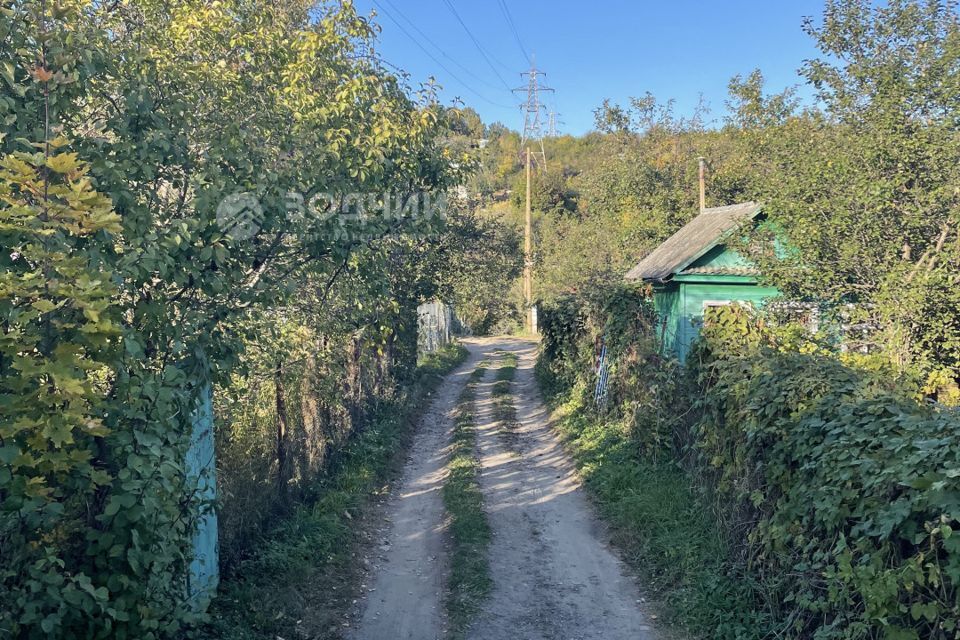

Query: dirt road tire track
467;338;655;640
348;347;485;640
350;337;657;640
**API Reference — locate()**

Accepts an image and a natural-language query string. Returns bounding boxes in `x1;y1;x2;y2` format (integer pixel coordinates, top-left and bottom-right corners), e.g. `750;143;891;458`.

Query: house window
695;300;735;330
702;300;733;310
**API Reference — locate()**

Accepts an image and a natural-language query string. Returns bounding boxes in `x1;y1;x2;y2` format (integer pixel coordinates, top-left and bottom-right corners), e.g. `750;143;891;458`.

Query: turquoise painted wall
653;285;681;356
647;243;779;360
690;244;753;269
672;281;779;361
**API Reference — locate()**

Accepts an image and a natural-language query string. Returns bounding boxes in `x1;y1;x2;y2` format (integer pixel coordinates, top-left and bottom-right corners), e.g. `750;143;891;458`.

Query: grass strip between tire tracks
443;360;493;638
492;351;520;443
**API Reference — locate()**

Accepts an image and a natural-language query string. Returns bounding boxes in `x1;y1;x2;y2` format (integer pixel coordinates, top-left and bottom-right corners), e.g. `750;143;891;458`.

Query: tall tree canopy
0;1;468;635
734;0;960;384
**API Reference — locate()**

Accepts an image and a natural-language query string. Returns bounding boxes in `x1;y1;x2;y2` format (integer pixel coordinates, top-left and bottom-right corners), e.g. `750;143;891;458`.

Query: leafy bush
693;306;960;639
0;144;216;637
537;283;688;454
539;290;960;639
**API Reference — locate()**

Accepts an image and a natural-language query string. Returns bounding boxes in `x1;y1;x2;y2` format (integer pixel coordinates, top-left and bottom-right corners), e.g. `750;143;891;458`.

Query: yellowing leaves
0;143;121;536
47;136;73;151
46;152;81;174
31;299;61;314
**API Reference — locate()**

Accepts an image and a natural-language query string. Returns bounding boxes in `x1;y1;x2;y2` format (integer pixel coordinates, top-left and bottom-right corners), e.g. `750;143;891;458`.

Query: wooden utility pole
698;156;706;213
524;148;533;333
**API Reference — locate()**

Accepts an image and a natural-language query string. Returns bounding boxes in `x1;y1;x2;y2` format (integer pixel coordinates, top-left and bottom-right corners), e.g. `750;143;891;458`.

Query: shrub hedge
538;288;960;639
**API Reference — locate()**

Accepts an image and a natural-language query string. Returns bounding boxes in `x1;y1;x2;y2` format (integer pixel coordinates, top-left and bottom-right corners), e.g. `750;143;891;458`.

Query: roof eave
669;205;763;275
625;273;674;285
672;273;761;284
622;202;764;284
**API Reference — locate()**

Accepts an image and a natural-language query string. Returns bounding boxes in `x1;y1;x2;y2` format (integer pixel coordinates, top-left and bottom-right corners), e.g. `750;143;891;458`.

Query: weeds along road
349;337;657;640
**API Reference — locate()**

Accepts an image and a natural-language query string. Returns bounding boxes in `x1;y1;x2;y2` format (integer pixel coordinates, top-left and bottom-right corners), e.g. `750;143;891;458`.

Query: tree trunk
346;335;363;425
275;360;288;499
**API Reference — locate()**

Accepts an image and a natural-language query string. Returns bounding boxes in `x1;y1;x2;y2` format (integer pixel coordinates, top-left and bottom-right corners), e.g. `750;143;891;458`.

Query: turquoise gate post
185;383;219;605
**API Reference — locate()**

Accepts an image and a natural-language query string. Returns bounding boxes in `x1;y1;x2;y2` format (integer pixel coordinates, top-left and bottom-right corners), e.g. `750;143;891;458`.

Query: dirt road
349;337;656;640
348;347;484;640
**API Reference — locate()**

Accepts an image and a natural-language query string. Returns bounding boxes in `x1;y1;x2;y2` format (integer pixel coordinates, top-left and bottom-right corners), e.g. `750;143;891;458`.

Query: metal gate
417;300;454;355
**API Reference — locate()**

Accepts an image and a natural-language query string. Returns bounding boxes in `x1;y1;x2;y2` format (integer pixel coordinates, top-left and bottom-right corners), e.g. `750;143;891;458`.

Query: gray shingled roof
624;202;762;282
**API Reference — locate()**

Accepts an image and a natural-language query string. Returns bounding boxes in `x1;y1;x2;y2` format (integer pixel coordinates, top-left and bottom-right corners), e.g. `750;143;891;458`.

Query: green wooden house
625;202;778;361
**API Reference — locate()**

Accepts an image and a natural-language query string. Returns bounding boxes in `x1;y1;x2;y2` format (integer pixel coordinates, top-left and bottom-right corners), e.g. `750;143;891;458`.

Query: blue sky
353;0;827;134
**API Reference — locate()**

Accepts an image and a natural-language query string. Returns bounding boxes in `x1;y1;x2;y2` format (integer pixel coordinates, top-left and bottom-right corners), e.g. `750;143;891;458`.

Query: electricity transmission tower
513;61;554;333
547;110;563;137
513;62;553;170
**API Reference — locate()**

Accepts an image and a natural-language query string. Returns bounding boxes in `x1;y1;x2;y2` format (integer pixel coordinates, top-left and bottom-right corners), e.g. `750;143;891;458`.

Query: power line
497;0;531;66
440;0;515;91
378;0;506;93
370;0;514;109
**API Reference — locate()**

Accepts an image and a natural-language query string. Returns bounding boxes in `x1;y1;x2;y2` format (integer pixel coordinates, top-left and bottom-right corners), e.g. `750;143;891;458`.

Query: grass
539;380;773;640
442;361;493;638
490;351;517;398
491;352;520;445
197;343;469;640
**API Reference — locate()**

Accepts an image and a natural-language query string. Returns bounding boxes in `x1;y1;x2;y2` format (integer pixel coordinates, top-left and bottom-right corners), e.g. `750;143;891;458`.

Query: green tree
734;0;960;392
531;95;753;303
510;169;578;218
0;1;460;636
441;207;523;334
